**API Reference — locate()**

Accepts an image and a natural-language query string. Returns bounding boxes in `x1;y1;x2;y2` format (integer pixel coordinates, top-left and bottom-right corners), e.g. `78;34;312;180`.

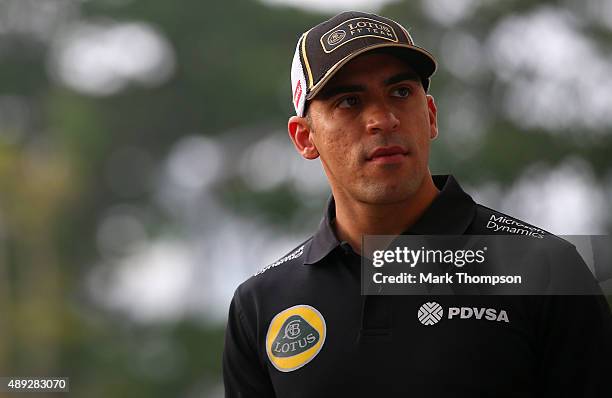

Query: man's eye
391;87;411;98
338;96;359;108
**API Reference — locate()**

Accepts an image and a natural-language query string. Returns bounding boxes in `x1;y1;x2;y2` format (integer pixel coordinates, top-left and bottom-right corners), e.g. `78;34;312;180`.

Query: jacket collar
303;175;477;265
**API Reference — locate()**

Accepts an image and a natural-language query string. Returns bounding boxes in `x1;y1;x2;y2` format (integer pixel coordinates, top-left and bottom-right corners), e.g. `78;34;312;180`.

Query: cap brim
305;43;437;101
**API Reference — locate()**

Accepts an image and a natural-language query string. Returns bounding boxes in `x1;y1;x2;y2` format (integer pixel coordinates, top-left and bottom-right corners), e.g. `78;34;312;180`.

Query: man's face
289;52;438;205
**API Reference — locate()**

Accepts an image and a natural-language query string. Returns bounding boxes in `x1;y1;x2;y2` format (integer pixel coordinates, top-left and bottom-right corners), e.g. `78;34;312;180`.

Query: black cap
291;11;437;116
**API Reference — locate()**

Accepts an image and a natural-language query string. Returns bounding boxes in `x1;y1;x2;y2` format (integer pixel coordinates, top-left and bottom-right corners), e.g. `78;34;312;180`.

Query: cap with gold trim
290;11;437;116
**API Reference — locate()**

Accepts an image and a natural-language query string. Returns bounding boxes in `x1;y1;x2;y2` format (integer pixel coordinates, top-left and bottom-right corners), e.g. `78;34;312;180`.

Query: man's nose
365;102;400;134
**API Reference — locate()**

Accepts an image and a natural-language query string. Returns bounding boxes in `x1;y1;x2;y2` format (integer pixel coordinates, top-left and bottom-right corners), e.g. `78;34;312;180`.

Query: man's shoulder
235;237;312;298
471;203;551;238
468;203;580;253
253;239;310;277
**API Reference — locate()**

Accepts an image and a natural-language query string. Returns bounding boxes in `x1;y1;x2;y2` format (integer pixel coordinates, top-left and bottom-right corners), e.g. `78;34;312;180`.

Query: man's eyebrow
384;72;420;86
317;84;365;100
317;72;420;100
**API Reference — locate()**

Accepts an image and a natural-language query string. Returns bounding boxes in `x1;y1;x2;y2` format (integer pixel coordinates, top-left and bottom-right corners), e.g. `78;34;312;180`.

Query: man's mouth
367;146;408;164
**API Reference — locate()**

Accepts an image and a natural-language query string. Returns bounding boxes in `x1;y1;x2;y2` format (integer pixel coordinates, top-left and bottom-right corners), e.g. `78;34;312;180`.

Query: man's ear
288;116;319;160
426;94;438;140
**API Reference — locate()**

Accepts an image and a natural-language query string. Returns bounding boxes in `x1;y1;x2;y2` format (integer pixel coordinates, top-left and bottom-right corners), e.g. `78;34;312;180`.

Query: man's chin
355;183;421;205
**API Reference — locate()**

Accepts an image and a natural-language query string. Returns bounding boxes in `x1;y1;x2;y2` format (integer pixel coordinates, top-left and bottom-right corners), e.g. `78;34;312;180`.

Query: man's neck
333;176;439;253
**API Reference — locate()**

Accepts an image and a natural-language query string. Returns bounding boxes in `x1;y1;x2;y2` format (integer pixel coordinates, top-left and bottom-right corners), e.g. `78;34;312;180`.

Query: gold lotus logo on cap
320;17;399;53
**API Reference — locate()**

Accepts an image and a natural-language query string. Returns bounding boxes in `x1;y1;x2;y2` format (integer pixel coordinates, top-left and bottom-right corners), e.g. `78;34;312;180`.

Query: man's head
288;12;438;206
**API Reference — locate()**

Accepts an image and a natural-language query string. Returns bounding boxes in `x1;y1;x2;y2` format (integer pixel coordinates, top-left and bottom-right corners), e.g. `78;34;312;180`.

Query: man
223;11;612;397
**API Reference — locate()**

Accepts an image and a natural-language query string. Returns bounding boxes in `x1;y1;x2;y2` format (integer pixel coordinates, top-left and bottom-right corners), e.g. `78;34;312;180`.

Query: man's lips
366;146;409;163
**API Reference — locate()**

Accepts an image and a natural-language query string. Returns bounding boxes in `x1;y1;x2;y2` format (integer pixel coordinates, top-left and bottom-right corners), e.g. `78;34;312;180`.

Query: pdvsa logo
418;301;509;326
266;305;326;372
418;302;443;325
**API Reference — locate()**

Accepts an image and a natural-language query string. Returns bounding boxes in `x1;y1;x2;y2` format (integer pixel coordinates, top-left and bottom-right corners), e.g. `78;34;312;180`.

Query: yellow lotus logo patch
266;305;326;372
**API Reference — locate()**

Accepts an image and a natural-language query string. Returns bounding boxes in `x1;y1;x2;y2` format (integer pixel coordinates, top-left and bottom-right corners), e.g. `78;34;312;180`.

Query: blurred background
1;0;611;396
